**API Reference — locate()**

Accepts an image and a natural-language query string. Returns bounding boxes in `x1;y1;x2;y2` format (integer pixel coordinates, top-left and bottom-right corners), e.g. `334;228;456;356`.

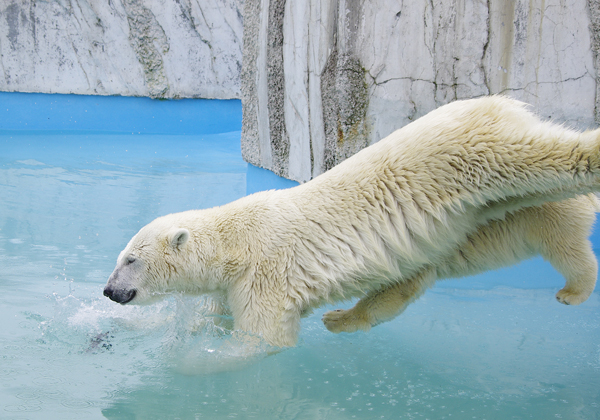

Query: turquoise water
1;93;599;419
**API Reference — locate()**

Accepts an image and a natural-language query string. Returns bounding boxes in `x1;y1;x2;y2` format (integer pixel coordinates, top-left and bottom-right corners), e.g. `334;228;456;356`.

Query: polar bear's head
103;213;220;305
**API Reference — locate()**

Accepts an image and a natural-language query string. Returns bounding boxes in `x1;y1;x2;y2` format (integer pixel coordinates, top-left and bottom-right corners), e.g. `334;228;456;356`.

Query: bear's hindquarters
322;197;598;333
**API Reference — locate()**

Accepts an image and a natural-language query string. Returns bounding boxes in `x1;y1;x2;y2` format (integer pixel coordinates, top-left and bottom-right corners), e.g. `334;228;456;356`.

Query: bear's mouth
120;289;137;304
104;287;137;305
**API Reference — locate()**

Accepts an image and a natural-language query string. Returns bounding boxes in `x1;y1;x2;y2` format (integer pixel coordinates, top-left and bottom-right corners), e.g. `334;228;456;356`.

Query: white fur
105;96;600;347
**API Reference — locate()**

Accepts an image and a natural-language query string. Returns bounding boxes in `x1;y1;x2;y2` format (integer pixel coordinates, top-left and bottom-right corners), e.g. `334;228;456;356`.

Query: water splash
42;290;276;374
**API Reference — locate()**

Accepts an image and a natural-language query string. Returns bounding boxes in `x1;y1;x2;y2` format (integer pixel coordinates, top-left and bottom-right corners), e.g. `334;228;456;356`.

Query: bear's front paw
556;287;592;306
322;308;372;334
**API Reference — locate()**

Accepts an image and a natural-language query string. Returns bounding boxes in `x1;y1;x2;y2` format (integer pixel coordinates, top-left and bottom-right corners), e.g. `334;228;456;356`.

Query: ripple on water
60;399;95;409
3;404;43;413
15;389;64;402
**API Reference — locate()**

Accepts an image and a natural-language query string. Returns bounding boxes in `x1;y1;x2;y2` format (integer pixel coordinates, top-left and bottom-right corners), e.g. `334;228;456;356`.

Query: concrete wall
0;0;244;99
241;0;600;182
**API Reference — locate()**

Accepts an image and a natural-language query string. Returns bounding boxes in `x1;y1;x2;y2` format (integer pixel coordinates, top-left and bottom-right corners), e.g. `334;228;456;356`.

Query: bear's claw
555;288;591;306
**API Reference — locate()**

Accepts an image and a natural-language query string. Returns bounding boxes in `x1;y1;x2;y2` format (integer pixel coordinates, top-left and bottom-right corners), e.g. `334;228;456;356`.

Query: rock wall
3;0;600;183
242;0;600;183
0;0;243;99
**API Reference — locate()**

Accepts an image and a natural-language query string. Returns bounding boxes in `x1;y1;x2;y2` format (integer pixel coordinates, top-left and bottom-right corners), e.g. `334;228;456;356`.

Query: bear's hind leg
534;199;599;305
322;269;436;333
548;241;597;305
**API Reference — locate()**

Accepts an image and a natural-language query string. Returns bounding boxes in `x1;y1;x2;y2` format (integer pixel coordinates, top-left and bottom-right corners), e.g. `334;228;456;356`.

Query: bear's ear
168;228;190;250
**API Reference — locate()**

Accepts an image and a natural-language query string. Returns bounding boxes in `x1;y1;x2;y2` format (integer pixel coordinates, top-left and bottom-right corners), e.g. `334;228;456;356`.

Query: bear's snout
104;286;137;304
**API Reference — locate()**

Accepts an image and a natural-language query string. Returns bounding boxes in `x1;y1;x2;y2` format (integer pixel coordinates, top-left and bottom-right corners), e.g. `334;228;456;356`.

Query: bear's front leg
321;302;374;333
229;277;301;347
323;269;436;333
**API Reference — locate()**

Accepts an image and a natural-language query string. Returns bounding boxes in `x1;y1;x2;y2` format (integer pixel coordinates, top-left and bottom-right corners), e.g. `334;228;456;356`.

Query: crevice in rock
266;0;289;178
123;0;170;98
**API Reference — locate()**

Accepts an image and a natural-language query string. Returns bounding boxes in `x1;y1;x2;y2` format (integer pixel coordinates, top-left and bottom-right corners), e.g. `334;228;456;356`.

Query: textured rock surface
0;0;243;99
242;0;599;182
3;0;599;182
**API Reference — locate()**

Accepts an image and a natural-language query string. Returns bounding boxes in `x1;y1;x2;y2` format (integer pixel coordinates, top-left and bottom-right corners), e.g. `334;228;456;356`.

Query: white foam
16;159;45;166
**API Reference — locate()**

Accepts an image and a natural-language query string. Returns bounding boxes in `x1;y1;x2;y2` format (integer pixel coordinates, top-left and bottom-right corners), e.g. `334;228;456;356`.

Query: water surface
1;93;598;419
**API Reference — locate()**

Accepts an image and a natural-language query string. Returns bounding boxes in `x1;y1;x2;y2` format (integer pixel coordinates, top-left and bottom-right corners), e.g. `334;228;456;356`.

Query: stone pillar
242;0;371;182
242;0;600;183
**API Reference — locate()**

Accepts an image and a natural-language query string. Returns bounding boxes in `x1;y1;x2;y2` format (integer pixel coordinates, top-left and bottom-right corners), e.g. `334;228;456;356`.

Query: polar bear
104;96;600;347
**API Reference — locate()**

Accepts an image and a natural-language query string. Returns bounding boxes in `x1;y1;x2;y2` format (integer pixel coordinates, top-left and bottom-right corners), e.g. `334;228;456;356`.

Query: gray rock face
242;0;600;182
0;0;244;99
3;0;599;183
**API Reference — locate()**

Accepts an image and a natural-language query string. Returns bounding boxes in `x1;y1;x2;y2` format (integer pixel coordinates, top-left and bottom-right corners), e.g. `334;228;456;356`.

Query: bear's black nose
104;286;136;304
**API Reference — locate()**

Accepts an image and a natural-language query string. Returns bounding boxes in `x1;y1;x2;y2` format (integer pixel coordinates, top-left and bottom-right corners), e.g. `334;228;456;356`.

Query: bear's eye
125;256;136;265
